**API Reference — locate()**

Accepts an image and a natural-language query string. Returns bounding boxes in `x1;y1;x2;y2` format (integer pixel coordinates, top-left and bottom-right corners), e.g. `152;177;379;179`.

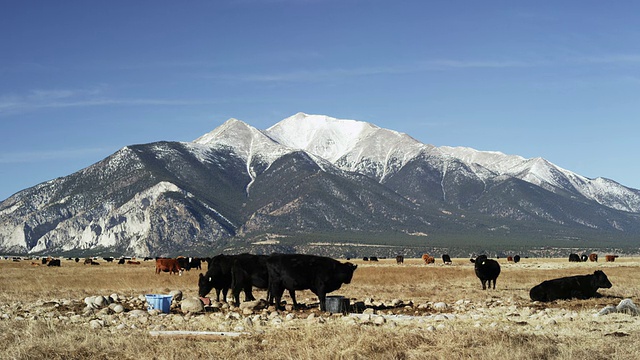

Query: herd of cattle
4;252;618;309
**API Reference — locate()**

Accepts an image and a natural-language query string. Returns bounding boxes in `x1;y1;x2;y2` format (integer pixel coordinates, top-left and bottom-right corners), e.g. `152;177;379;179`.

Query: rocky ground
2;290;639;340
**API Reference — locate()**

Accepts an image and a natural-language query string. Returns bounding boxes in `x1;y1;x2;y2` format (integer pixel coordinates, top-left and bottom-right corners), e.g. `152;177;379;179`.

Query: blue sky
2;0;640;201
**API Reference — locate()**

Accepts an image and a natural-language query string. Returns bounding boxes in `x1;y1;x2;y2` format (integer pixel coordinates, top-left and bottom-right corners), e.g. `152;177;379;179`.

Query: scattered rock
616;299;640;316
181;298;204;314
169;290;183;302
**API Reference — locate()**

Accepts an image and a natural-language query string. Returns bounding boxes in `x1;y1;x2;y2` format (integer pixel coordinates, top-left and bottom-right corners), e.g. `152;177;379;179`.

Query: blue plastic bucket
146;294;173;313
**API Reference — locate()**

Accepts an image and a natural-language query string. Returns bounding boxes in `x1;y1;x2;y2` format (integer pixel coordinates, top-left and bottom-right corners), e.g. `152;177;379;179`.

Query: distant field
1;256;640;359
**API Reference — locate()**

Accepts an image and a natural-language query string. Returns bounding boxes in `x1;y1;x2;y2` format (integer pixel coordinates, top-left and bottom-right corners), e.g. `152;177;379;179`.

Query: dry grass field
2;256;640;359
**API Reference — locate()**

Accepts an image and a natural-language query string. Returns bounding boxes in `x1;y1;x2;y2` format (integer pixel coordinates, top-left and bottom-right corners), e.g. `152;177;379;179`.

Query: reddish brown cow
589;253;598;262
605;255;619;262
507;256;514;262
422;254;435;264
155;258;183;275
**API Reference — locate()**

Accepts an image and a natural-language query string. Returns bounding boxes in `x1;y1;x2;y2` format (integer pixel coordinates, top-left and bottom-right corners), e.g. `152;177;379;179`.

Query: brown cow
421;254;435;264
605;255;619;262
155;258;183;275
127;260;141;265
507;256;514;262
589;253;598;262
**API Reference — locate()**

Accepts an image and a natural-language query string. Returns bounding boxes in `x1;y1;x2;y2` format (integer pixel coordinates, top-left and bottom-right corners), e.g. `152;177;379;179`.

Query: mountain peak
193;118;255;145
266;113;379;162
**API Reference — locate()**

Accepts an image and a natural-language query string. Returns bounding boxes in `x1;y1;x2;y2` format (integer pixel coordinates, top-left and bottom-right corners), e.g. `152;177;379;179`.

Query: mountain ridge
1;113;639;257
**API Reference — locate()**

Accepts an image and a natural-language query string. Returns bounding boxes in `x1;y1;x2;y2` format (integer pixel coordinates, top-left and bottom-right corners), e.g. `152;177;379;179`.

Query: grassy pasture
1;256;640;359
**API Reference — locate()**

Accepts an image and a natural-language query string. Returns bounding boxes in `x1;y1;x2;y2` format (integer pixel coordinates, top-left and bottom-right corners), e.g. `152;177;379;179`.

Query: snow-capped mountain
1;112;640;257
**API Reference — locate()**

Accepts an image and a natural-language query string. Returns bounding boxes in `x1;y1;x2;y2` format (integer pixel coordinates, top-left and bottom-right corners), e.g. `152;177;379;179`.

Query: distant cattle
529;270;612;302
75;258;80;263
47;259;61;267
442;254;452;265
589;253;598;262
103;257;114;262
507;256;514;262
470;255;501;290
513;255;521;263
421;254;435;264
369;256;378;262
362;257;369;261
569;253;581;262
581;254;588;262
118;258;125;265
396;255;404;264
605;255;619;262
83;258;93;265
155;258;183;275
267;254;357;311
90;261;100;265
177;257;202;271
127;260;140;265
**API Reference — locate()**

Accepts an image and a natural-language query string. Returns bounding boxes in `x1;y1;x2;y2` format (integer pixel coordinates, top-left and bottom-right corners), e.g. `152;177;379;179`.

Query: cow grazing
442;254;452;265
529;270;612;302
470;255;501;290
396;255;404;264
422;254;435;264
569;253;581;262
369;256;379;262
155;258;183;275
127;260;140;265
198;254;242;303
47;259;61;267
605;255;619;262
267;254;357;311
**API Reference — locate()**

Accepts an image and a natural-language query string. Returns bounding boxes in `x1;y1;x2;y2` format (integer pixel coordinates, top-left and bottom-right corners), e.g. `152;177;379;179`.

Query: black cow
369;256;378;262
395;255;404;264
470;255;501;290
177;257;202;271
199;253;289;305
47;259;61;267
103;257;114;262
442;254;452;264
513;255;521;263
569;253;581;262
581;254;588;262
267;254;357;311
529;270;612;302
198;254;234;302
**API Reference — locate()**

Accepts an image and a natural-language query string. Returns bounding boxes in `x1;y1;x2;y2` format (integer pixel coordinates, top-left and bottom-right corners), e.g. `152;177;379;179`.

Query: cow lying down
529;270;612;302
